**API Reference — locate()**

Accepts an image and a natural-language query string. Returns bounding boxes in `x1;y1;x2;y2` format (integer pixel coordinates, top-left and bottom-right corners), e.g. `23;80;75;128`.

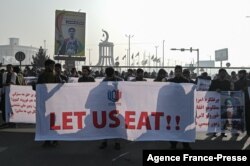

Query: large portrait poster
55;10;85;56
220;91;245;133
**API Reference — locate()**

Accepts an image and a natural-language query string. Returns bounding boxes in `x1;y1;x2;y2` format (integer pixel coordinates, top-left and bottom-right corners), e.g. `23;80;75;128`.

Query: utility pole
44;40;46;49
125;49;128;66
155;45;158;67
88;48;92;66
125;34;134;67
162;40;165;67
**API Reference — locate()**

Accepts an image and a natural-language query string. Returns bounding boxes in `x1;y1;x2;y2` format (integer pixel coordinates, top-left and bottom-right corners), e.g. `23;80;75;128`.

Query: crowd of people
0;59;250;150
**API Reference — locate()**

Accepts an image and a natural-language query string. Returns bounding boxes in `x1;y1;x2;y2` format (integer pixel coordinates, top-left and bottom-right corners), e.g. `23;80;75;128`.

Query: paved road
0;124;250;166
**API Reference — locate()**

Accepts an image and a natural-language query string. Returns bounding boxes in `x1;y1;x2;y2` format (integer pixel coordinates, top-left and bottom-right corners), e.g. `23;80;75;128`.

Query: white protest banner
195;91;221;132
127;77;135;81
5;85;36;123
196;78;211;91
94;77;105;82
24;77;38;85
68;77;79;83
35;82;196;142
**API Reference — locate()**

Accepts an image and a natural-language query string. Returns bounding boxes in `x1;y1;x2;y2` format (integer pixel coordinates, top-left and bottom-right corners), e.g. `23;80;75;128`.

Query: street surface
0;123;249;166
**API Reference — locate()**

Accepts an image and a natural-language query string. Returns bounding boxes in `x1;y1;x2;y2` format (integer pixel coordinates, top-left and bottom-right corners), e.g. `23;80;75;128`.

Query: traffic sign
15;51;26;62
226;62;231;68
215;48;228;61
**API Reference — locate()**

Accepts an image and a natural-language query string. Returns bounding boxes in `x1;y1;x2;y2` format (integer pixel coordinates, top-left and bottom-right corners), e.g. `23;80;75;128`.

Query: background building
0;38;39;65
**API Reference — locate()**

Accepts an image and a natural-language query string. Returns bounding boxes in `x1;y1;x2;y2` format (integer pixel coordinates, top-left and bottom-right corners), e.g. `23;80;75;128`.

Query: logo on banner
108;89;122;102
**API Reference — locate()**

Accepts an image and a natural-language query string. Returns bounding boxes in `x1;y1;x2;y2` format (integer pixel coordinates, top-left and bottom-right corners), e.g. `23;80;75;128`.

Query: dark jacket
103;76;123;82
167;76;189;83
208;79;231;91
78;76;95;82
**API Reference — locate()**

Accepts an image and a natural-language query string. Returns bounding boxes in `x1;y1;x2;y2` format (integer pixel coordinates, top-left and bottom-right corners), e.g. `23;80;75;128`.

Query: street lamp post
155;45;158;66
170;47;200;76
125;49;128;66
162;40;165;67
88;48;92;65
125;34;134;67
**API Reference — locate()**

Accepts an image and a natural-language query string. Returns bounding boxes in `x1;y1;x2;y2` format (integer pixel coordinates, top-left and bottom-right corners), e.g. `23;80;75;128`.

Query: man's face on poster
68;28;76;38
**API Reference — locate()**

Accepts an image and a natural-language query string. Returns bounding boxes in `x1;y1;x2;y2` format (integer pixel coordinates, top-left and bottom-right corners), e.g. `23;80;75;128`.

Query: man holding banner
166;65;192;150
209;68;231;137
0;64;17;128
99;67;123;150
37;59;59;147
234;70;250;136
78;66;95;82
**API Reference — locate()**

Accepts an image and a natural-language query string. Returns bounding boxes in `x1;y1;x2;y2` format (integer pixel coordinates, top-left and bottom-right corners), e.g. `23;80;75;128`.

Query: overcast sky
1;0;250;67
